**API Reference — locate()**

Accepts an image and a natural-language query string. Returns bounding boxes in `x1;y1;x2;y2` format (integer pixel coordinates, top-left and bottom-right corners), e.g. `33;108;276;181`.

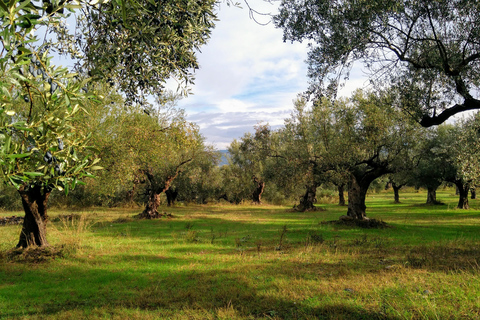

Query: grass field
1;188;480;319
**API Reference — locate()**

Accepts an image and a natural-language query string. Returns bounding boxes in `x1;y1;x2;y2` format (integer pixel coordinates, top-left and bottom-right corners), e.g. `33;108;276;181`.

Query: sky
169;3;320;150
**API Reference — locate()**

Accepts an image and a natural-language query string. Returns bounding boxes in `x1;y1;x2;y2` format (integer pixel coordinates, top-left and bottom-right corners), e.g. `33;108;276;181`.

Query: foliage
0;0;99;195
226;124;276;203
75;0;218;102
82;88;206;207
275;0;480;126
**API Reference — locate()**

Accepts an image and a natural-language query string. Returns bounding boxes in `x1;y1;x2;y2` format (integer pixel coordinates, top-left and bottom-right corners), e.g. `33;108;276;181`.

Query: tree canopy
274;0;480;126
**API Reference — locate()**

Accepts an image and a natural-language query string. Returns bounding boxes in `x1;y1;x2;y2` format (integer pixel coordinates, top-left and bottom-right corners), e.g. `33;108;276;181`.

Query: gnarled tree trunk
346;164;392;220
346;175;368;220
138;159;192;219
252;176;265;204
296;184;317;212
392;183;402;204
17;184;52;248
455;181;470;209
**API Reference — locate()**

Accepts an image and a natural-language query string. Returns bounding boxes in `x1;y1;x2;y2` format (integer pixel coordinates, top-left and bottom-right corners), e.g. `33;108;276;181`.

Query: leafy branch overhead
275;0;480;126
76;0;217;103
0;0;101;194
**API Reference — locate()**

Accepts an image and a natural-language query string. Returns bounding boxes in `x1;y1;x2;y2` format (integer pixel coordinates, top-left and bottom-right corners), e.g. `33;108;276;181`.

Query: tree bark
392;183;402;204
471;188;476;200
138;162;190;219
455;181;470;209
337;183;346;206
252;176;265;204
165;187;178;206
346;175;368;220
426;186;438;204
296;184;317;212
16;184;52;248
142;191;163;218
346;163;392;220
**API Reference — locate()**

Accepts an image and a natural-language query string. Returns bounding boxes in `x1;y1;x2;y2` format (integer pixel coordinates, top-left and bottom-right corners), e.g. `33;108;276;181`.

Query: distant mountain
217;150;230;166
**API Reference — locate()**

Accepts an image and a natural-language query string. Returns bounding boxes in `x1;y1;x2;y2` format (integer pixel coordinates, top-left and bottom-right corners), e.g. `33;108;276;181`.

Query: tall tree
275;0;480;126
279;90;419;219
340;91;419;220
0;0;100;248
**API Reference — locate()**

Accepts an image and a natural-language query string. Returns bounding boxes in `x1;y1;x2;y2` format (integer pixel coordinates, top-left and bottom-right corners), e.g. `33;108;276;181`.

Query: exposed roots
323;217;390;229
0;216;24;226
134;211;174;219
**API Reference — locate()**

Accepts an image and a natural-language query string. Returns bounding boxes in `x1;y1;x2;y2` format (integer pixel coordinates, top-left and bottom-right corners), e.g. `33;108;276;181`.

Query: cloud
174;3;367;149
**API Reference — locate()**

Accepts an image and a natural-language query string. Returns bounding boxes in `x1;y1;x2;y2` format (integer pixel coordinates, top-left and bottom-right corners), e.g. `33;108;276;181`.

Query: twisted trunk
347;175;368;220
392;183;401;204
138;159;192;219
455;181;470;209
346;164;392;220
17;185;52;248
252;176;265;204
296;183;317;212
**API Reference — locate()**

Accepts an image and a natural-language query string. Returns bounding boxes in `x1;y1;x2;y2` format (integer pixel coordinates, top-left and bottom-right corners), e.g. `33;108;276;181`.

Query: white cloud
175;3;366;149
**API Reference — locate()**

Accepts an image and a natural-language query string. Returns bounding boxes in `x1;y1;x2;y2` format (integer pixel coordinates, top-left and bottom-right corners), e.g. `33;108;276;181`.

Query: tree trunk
392;183;401;204
165;187;178;206
137;159;192;219
337;183;346;206
16;185;51;248
346;175;368;220
296;184;317;212
141;192;163;218
252;176;265;204
426;186;438;204
471;188;476;200
455;181;469;209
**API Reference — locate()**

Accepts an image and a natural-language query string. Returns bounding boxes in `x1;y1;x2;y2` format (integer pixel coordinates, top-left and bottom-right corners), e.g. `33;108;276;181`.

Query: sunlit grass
1;188;480;319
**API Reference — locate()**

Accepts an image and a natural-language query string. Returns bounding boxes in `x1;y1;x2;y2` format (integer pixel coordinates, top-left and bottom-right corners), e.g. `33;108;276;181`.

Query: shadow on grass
0;257;402;320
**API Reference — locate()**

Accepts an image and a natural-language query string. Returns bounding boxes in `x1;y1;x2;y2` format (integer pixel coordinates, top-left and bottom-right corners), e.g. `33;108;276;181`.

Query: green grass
1;188;480;319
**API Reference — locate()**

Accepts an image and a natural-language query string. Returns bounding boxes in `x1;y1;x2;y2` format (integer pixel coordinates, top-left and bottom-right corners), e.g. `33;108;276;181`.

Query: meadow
0;188;479;319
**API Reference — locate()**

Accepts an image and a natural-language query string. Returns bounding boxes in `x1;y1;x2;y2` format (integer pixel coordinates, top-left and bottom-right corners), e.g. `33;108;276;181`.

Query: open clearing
1;188;479;319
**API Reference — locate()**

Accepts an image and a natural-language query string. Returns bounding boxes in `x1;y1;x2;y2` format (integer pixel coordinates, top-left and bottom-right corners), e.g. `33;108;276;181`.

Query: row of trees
227;89;480;220
3;0;480;248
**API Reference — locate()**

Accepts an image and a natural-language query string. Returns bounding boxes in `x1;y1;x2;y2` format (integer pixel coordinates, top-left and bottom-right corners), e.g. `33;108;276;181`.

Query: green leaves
76;0;217;103
0;0;100;193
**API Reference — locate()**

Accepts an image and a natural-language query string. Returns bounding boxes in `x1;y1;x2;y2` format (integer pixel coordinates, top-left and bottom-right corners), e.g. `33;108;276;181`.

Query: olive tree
275;0;480;126
0;0;218;247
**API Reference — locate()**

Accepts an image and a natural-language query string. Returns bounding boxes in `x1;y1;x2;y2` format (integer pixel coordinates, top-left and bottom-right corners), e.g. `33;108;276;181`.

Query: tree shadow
0;255;402;319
